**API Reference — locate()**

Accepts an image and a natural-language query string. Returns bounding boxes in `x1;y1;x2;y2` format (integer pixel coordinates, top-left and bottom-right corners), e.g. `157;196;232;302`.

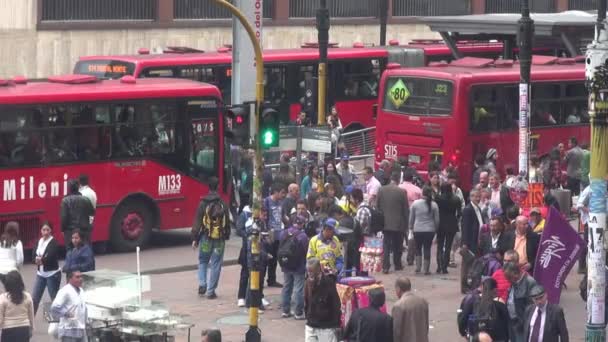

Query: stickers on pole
388;79;410;109
588;212;606;325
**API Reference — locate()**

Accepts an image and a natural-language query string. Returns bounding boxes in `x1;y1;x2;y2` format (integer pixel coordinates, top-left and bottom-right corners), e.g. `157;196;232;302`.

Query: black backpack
470;300;497;336
278;231;301;270
467;257;487;288
360;205;384;234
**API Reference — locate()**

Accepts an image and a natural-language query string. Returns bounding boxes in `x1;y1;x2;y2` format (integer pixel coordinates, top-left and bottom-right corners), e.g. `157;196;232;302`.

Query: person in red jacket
492;249;519;302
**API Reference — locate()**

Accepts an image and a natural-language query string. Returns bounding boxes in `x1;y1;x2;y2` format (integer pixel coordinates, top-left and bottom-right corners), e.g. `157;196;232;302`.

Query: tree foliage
589;59;608;94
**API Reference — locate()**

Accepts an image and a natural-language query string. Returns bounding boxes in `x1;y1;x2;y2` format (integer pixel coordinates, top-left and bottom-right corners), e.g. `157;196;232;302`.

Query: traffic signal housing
260;104;280;149
225;104;250;146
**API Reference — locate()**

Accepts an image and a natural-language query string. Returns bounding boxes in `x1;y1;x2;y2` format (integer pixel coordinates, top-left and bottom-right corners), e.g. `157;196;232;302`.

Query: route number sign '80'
388;79;410;109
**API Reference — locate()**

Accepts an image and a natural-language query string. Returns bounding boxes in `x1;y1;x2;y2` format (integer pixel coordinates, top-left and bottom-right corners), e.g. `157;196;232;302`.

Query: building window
174;0;273;19
41;0;157;21
290;0;380;18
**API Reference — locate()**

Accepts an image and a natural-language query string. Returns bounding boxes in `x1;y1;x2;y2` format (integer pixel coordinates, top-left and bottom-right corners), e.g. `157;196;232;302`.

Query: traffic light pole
317;0;329;126
585;2;608;341
212;1;264;341
379;0;388;46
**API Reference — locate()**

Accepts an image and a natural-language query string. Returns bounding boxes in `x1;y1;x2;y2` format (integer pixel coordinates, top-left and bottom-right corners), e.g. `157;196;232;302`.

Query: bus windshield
74;60;136;79
382;77;453;116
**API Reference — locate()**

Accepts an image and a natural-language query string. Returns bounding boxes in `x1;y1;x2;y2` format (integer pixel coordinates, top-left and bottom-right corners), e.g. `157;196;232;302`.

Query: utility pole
379;0;388;46
317;0;329;126
585;2;608;341
212;1;264;341
517;0;534;177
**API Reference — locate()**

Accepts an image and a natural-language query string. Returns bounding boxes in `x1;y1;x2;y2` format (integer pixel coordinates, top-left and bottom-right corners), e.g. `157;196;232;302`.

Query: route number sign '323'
388;79;410;109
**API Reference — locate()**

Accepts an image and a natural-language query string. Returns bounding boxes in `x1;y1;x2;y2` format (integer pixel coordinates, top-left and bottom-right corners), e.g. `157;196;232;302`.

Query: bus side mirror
372;104;378;119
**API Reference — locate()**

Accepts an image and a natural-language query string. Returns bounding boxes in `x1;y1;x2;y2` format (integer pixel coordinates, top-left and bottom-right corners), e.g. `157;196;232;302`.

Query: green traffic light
262;130;276;146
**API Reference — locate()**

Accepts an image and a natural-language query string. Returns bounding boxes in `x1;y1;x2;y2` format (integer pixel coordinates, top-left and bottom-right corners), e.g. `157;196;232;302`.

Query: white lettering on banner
158;174;182;196
539;235;567;269
2;174;68;202
554;245;579;290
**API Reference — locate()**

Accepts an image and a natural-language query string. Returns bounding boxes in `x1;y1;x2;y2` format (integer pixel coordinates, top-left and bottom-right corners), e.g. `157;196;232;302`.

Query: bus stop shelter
419;10;598;59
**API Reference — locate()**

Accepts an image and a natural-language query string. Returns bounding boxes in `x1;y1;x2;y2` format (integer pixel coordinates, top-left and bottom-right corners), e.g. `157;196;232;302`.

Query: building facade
0;0;597;78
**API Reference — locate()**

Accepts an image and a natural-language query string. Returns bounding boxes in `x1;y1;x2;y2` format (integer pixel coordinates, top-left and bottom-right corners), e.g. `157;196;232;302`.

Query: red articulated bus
376;56;588;191
74;40;540;132
0;75;229;251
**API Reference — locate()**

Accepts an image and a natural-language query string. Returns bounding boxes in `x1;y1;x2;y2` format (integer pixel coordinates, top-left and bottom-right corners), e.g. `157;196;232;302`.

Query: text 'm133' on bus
376;56;588;191
74;40;536;132
0;75;230;251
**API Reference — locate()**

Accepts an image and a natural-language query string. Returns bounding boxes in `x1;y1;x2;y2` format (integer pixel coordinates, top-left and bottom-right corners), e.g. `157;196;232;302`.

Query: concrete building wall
0;1;438;78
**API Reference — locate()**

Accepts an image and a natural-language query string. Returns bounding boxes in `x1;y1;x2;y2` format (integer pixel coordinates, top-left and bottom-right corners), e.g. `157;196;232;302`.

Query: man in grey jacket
504;262;538;342
377;172;409;274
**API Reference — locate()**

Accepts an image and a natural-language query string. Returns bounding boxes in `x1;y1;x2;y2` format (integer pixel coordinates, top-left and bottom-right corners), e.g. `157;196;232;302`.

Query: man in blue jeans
279;215;309;319
192;177;231;299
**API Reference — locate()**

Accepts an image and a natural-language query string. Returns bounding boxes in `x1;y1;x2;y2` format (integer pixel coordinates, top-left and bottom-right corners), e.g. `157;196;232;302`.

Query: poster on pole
231;0;263;104
518;83;529;174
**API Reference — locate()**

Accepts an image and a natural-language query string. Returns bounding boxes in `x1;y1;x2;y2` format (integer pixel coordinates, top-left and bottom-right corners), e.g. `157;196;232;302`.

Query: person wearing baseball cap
529;208;545;233
306;218;343;275
523;285;569;342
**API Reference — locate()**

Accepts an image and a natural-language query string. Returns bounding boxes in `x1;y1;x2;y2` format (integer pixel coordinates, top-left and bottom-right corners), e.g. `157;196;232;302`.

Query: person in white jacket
0;221;24;275
51;271;88;342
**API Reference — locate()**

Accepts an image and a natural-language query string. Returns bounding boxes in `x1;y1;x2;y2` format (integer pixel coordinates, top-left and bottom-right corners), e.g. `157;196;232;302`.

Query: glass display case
80;270;193;341
83;269;151;310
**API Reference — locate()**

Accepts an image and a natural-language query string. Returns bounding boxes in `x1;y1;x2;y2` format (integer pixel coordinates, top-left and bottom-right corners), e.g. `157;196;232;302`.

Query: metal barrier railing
335;126;376;159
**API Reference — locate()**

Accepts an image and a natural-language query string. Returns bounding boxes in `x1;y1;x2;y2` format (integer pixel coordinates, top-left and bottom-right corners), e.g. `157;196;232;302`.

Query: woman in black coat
31;221;61;314
435;183;462;274
473;278;510;342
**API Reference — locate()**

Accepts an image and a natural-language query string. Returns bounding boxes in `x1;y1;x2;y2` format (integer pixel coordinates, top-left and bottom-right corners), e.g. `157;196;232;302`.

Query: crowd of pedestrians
220;137;587;341
0;174;96;341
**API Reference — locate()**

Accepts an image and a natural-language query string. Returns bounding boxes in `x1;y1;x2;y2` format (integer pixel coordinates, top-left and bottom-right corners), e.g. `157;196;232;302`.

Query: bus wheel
110;201;152;253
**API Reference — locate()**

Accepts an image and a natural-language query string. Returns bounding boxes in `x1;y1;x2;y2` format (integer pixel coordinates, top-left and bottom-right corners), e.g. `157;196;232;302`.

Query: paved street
23;228;590;342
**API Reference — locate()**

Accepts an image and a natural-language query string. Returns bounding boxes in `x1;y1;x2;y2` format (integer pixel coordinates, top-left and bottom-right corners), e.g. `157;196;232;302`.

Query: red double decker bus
376;56;588;190
74;40;527;132
0;75;229;251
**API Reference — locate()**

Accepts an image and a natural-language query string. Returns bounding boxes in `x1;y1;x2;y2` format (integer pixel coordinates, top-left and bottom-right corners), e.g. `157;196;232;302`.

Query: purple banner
534;206;585;304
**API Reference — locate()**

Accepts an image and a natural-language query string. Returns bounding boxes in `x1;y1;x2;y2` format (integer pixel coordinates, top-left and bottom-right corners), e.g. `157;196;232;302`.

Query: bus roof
383;58;585;82
78;47;391;66
0;77;222;105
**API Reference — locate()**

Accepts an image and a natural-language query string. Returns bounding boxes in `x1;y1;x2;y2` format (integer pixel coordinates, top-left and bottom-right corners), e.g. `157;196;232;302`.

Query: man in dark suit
460;189;484;294
479;216;514;258
343;287;393;342
377;172;409;273
523;285;569;342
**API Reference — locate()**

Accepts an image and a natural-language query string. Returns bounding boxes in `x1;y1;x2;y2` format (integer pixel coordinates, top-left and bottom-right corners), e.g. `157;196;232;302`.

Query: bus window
188;101;219;180
178;66;216;83
530;82;588;127
531;84;560;127
470;87;499;132
112;102;179;158
0;109;45;167
265;66;287;103
383;77;453;116
141;68;176;78
470;85;520;132
564;83;589;124
346;59;380;99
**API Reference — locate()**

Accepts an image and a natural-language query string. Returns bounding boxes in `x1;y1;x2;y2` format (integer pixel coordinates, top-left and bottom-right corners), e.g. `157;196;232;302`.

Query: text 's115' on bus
376;56;588;191
73;40;519;132
0;75;229;251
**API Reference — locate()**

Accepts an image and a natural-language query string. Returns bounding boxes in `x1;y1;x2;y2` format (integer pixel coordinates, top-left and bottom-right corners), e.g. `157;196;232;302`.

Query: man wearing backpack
191;177;230;299
279;215;309;319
